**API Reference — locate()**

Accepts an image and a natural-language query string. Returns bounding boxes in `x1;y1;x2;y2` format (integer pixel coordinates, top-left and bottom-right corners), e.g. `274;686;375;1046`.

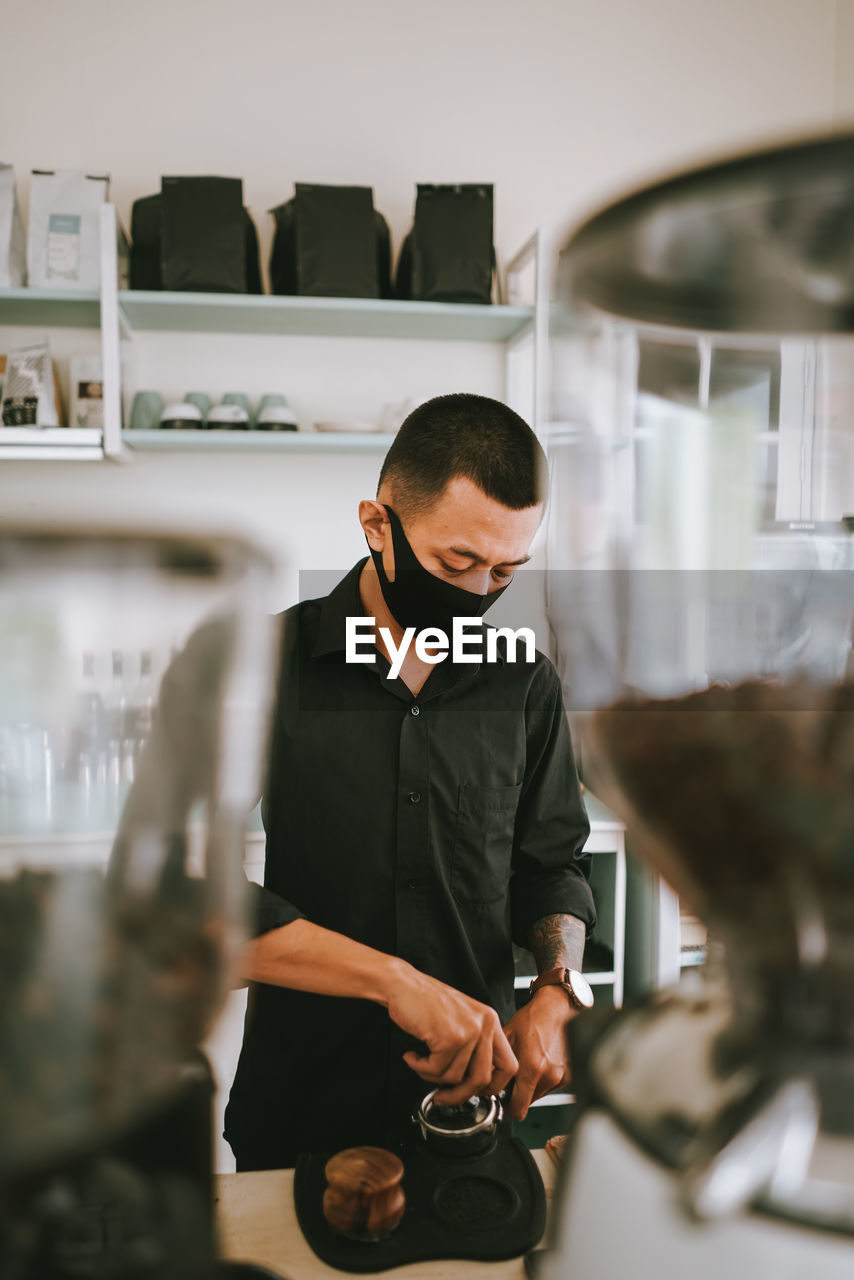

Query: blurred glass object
0;528;275;1180
547;134;854;710
541;132;854;1273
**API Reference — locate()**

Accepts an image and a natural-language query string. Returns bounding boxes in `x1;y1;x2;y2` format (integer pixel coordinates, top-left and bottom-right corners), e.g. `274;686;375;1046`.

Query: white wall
835;0;854;121
0;0;840;584
0;0;842;592
1;0;839;266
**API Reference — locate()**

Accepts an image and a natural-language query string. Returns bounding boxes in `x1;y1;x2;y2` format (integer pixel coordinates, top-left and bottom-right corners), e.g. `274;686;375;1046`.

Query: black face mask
367;504;509;634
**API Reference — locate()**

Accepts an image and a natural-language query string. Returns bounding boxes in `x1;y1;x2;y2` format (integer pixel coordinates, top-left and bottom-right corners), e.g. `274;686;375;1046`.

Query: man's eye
439;561;467;575
492;568;513;582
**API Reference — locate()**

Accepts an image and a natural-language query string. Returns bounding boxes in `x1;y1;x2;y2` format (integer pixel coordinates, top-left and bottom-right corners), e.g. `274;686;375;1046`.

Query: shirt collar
310;557;507;666
311;559;370;659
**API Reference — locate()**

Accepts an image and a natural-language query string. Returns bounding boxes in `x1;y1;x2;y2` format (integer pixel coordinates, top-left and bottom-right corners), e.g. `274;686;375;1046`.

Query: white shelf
0;427;103;460
122;429;396;454
0;224;548;475
0;216;547;462
0;286;534;344
0;287;101;329
118;291;534;343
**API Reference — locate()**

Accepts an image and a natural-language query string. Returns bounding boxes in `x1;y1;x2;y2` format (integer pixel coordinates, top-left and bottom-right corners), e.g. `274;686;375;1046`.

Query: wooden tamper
322;1146;406;1241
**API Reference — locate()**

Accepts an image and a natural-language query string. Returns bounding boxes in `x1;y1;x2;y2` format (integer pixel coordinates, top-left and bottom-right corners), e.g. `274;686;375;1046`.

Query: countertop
215;1149;556;1279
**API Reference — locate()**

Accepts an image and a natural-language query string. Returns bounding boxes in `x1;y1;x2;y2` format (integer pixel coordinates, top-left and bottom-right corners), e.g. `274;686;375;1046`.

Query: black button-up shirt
225;561;594;1165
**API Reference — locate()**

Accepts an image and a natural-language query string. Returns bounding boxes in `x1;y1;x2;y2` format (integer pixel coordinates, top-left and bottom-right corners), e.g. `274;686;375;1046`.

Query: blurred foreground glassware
541;133;854;1278
0;527;275;1181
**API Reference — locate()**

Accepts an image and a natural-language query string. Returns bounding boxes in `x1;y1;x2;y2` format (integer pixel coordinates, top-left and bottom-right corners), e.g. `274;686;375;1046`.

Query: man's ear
359;499;389;552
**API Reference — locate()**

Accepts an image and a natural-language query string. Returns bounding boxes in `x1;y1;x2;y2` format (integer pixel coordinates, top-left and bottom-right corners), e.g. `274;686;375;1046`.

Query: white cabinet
623;863;707;999
580;792;627;1010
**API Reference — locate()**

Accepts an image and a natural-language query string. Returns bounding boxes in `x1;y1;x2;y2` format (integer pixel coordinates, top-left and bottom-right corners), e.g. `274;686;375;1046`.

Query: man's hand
503;984;576;1119
387;965;519;1106
242;920;518;1106
501;911;587;1119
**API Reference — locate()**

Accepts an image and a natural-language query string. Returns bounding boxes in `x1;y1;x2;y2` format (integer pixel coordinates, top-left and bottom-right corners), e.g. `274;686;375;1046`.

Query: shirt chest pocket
450;782;523;906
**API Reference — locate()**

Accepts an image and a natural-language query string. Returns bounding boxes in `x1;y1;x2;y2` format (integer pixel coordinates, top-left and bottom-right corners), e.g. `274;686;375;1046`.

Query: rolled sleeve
510;662;596;948
247;881;305;936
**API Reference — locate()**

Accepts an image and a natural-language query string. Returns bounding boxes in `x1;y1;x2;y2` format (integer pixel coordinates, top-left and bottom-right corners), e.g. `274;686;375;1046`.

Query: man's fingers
433;1033;493;1106
506;1066;537;1120
493;1028;519;1077
404;1040;474;1088
402;1050;455;1082
506;1057;565;1119
489;1060;517;1098
529;1077;563;1108
532;1064;567;1101
404;1019;519;1106
488;1029;519;1097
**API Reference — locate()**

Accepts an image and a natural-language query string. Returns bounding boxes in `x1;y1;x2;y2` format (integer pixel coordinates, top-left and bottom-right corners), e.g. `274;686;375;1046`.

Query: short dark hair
378;393;547;518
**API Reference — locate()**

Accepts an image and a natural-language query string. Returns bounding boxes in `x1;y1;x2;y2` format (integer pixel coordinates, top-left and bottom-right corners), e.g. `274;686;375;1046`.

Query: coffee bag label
46;213;81;282
75;380;103;429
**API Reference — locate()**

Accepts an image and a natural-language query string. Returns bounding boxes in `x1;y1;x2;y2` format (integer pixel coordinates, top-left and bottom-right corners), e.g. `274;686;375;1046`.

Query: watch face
567;969;595;1009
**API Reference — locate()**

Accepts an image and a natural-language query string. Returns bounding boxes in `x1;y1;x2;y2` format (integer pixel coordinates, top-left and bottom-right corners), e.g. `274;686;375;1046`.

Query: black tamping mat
293;1133;546;1273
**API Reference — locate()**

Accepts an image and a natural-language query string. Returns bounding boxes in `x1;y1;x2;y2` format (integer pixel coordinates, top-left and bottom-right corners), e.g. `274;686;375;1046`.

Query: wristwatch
529;966;595;1010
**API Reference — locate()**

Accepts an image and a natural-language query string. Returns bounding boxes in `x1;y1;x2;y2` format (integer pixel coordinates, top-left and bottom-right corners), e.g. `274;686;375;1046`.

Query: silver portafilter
416;1090;504;1158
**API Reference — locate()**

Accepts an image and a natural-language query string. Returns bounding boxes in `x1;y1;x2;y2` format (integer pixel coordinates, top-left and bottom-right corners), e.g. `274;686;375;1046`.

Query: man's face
369;475;543;597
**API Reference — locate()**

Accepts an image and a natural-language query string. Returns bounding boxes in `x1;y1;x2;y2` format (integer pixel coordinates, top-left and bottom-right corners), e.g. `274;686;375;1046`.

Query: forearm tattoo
529;914;586;973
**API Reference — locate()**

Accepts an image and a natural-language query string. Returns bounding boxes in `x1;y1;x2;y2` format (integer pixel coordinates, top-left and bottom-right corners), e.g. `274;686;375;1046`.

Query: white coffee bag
69;355;103;429
0;165;26;287
27;169;108;290
1;338;60;427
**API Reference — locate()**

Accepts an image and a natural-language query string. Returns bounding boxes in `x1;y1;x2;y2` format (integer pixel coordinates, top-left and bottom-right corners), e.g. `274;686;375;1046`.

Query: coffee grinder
540;132;854;1279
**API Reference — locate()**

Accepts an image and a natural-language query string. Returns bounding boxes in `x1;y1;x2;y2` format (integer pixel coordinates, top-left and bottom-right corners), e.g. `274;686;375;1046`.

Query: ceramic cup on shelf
159;401;204;430
206;403;251;431
184;392;212;418
257;393;288;413
256;395;298;431
128;391;164;432
222;392;253;422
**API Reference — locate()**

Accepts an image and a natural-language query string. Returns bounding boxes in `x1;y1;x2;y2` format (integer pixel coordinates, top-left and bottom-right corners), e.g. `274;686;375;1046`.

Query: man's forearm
528;913;586;973
241;917;407;1008
242;918;520;1105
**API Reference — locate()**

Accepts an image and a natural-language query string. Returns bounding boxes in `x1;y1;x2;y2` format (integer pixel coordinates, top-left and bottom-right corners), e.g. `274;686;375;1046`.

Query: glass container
0;527;275;1181
547;132;854;1235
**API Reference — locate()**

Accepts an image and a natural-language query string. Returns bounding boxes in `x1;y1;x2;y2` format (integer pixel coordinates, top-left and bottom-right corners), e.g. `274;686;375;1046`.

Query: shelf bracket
99;204;125;461
505;228;550;441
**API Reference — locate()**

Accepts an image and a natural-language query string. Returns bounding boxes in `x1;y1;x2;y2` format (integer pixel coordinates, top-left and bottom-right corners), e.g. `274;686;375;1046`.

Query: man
224;393;596;1168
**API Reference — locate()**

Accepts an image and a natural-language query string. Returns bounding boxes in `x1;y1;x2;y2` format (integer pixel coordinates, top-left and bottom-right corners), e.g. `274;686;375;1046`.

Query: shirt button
408;791;421;804
410;705;420;716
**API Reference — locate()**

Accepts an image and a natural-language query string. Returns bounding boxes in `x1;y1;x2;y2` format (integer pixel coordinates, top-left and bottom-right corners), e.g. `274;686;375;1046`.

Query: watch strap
529;965;594;1010
529;966;578;1005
